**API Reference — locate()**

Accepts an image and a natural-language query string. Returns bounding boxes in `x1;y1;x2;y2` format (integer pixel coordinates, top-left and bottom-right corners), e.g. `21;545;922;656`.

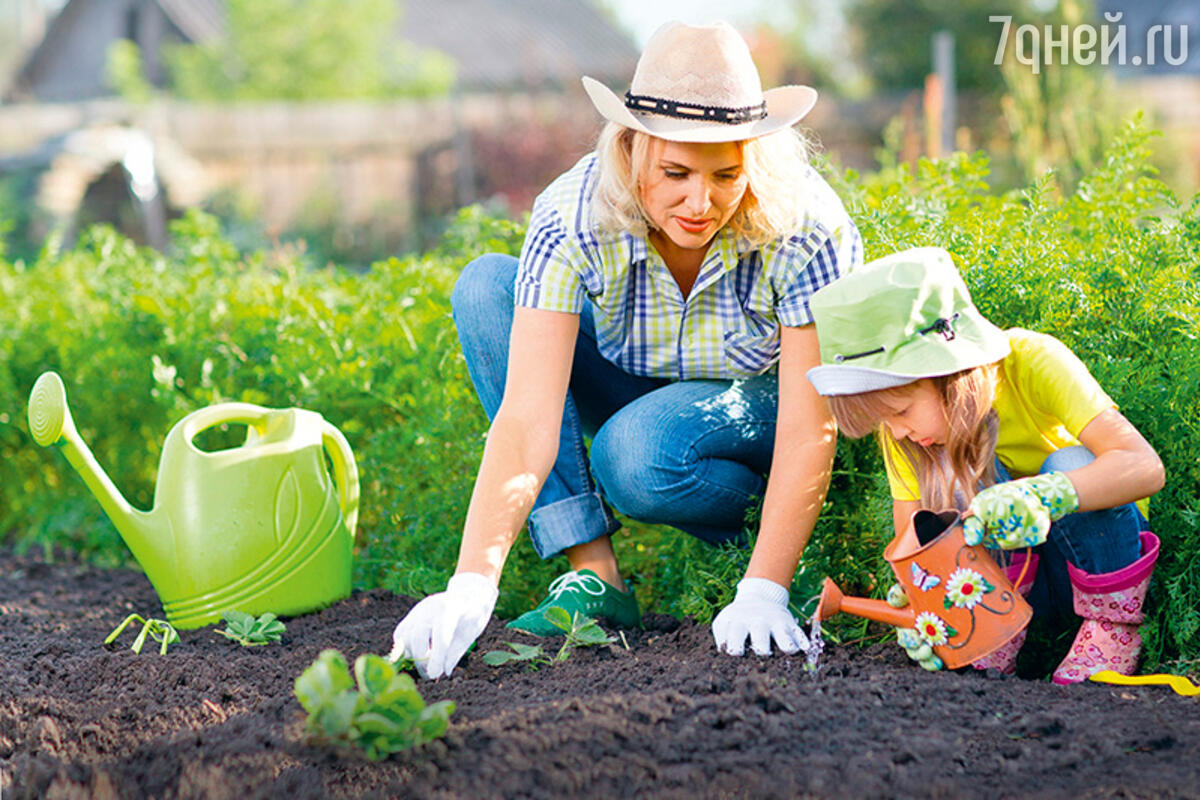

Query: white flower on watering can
914;612;952;646
944;568;994;610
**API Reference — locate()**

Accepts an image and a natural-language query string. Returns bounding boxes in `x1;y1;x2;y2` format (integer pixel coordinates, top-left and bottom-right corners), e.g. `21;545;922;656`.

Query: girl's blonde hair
828;366;1001;510
590;121;813;248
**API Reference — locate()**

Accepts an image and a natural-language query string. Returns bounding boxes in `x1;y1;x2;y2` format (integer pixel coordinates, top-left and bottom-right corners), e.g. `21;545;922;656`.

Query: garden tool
27;371;358;629
1089;670;1200;697
816;509;1033;669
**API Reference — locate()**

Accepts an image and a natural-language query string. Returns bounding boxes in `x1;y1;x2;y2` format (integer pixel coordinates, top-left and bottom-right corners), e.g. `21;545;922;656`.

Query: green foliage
294;648;454;760
105;39;154;104
165;0;454;101
5;117;1200;671
483;609;615;669
104;613;180;655
994;1;1122;192
216;610;286;646
831;117;1200;670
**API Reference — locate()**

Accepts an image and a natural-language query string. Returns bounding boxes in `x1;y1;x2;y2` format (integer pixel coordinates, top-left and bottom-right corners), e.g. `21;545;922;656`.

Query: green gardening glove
962;472;1079;550
887;583;943;672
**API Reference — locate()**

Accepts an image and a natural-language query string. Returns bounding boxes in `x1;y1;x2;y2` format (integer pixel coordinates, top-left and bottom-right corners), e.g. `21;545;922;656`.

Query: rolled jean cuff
527;492;619;559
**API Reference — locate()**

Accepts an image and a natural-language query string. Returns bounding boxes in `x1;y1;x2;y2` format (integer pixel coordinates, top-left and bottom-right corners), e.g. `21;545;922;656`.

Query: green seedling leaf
147;620;181;655
315;690;359;738
543;605;573;632
355;653;398;700
389;653;418;673
294;648;454;760
553;612;616;662
482;650;518;666
104;614;180;655
482;641;545;667
572;626;614;646
104;613;144;646
295;649;355;714
216;610;286;646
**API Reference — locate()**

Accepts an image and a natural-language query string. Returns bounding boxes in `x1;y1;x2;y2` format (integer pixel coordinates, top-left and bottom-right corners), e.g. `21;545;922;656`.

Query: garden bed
2;548;1198;799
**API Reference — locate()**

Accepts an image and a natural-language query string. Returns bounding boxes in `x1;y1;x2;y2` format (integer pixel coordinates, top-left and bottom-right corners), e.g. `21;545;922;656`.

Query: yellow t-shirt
882;328;1149;515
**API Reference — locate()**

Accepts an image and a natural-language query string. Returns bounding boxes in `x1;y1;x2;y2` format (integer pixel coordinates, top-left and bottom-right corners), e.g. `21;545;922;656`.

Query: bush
3;116;1198;670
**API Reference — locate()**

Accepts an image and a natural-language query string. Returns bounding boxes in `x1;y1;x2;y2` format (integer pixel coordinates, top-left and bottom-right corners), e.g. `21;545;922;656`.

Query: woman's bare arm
454;306;580;583
744;324;838;586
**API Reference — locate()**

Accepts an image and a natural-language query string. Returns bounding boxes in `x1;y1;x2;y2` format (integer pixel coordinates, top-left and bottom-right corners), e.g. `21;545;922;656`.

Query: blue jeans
450;254;778;559
994;447;1145;623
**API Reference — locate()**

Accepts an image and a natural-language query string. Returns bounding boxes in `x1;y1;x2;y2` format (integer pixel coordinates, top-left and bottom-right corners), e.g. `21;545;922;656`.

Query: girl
390;21;862;678
805;247;1164;683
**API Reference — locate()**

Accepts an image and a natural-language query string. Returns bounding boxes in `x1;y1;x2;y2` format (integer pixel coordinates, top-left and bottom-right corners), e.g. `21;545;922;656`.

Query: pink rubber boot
1052;532;1160;686
971;552;1039;674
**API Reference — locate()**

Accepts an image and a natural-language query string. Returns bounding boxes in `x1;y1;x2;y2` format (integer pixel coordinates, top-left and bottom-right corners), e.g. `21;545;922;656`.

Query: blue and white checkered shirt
515;154;861;380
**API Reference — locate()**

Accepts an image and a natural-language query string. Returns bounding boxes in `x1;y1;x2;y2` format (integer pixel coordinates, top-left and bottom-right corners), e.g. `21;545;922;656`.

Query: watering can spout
28;372;168;569
817;577;916;629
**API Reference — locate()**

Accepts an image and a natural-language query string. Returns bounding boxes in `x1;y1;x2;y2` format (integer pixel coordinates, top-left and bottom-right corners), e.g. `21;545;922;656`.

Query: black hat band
624;91;768;125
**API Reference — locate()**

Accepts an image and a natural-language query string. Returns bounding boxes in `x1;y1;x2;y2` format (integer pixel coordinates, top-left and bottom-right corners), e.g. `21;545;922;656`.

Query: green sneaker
506;569;640;636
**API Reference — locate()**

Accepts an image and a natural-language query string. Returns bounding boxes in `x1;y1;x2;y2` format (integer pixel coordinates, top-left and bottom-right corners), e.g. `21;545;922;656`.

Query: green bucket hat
806;247;1010;396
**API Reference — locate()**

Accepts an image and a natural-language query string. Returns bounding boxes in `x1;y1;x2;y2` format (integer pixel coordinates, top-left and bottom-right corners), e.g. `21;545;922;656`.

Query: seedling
215;610;286;646
104;613;180;655
389;653;418;673
483;607;615;669
294;649;454;761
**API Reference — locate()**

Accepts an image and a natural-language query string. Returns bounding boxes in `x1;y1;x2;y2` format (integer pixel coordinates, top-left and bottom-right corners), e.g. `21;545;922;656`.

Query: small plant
483;607;615;669
104;613;180;655
215;610;286;646
294;649;454;761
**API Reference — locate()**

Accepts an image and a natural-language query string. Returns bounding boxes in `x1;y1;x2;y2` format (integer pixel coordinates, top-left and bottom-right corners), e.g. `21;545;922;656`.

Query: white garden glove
389;572;498;680
712;577;809;656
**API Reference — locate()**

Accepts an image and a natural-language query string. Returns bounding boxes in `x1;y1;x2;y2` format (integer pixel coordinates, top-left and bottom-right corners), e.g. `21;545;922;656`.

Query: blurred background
1;0;1197;266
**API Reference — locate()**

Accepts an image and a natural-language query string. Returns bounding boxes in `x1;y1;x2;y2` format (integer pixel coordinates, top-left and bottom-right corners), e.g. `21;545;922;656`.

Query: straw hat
806;247;1011;396
581;21;817;143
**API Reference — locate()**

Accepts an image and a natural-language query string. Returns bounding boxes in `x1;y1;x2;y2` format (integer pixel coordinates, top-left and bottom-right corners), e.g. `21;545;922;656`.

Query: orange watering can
817;509;1032;669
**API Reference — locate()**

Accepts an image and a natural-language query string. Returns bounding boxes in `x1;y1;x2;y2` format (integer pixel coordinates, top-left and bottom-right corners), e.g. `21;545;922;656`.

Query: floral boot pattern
972;553;1038;675
1052;532;1159;686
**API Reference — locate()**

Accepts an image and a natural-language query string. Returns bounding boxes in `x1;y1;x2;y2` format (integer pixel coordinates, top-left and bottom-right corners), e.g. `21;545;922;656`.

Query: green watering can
27;371;359;629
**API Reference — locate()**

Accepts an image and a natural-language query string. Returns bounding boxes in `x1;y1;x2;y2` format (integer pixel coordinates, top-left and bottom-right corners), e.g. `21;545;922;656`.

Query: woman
391;21;862;678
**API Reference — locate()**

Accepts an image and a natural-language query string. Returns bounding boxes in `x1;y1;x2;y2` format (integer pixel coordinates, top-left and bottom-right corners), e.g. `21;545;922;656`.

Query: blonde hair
828;366;1001;510
590;121;813;248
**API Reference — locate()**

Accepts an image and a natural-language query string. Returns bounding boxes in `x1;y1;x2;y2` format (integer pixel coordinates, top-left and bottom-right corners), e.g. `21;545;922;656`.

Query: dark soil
2;549;1198;800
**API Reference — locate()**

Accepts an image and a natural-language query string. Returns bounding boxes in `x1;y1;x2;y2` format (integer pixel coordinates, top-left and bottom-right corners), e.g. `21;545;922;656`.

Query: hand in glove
389;572;497;679
712;577;810;656
963;472;1079;550
887;583;943;671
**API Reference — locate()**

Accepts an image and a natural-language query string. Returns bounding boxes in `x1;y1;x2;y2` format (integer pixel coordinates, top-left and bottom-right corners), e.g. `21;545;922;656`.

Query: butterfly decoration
911;562;941;592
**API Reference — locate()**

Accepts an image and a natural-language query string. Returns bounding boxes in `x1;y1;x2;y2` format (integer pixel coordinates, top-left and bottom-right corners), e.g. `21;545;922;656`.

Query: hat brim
581;76;817;143
806;319;1012;396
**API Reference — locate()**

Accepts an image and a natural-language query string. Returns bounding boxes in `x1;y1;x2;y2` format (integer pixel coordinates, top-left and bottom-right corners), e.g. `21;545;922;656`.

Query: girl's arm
744;324;839;584
454;306;580;583
893;499;921;539
1066;408;1165;511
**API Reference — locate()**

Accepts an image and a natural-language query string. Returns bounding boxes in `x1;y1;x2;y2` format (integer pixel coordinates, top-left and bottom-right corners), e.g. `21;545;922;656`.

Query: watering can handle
321;423;359;538
1013;546;1034;589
